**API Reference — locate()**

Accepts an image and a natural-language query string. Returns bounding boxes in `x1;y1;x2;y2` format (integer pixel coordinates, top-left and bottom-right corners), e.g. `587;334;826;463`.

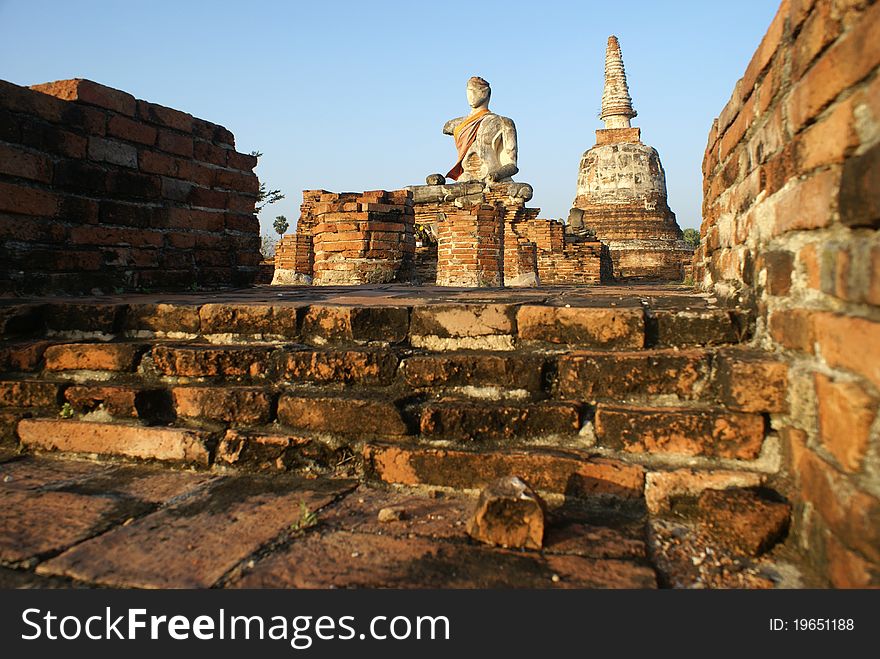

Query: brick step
1;299;748;351
2;339;788;413
593;404;768;460
362;443;645;499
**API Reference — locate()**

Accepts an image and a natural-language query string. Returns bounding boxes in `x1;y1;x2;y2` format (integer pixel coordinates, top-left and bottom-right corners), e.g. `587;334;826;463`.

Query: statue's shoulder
443;115;469;134
481;113;515;129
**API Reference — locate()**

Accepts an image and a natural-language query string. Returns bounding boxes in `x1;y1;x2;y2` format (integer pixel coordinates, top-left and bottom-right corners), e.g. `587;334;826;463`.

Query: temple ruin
568;36;693;280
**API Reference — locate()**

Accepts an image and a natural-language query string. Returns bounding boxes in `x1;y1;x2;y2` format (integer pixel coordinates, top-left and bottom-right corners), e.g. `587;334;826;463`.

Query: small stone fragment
377;507;405;523
466;475;546;550
697;488;791;556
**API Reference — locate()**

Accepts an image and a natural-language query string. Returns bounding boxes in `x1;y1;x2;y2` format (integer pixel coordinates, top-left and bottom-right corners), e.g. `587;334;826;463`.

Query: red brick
420;400;581;441
644;469;764;514
137;148;177;176
226;192;256;213
826;533;880;588
814;312;880;389
794;443;880;562
277;394;408;435
595;405;766;460
64;385;139;418
365;443;644;498
188;186;227;210
216;429;333;471
107;114;157;145
193;139;227;166
0;181;60;216
786;1;880;132
37;477;352;588
697;488;791;556
0;143;52;183
713;348;789;413
173;386;272;424
106;170;161;199
839;141;880;228
30;79;136;116
280;349;398;385
226;150;257;170
814;373;877;472
150;344;277;377
739;0;788;101
770;309;814;353
44;342;142;372
18;418;210;465
0;489;128;563
0;341;52;372
517;305;644;348
869;245;880;306
18;118;87;158
0;381;59;408
136;100;193;133
792;0;842;79
69;225;164;247
156;129;193;158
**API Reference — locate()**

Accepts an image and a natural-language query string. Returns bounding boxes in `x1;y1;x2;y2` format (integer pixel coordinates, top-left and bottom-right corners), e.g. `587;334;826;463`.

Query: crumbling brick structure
273;189;415;285
436;205;504;286
0;78;260;294
695;0;880;586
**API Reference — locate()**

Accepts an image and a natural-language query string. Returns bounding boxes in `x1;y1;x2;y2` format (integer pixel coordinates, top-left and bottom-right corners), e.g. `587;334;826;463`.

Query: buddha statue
441;77;519;184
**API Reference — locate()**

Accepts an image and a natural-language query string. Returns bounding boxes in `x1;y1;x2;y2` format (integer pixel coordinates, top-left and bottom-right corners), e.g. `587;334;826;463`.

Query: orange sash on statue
445;108;489;180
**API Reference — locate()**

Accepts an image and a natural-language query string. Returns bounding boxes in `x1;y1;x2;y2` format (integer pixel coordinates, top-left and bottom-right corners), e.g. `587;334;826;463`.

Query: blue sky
0;0;779;234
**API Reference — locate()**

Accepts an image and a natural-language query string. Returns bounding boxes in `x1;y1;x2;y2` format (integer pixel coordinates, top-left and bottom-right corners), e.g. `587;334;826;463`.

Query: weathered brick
712;348;789;413
301;305;410;345
697;488;791;556
123;303;201;334
18;418;211;465
793;443;880;563
0;340;52;372
64;385;140;418
107;114;157;145
0;143;52;183
769;308;816;353
172;386;272;424
88;136;137;168
595;405;766;459
365;443;644;498
216;429;333;471
277;394;408;435
0;181;60;217
402;353;546;391
44;343;142;372
30;79;136;116
814;312;880;389
786;1;880;132
557;349;709;400
136;100;193;133
36;477;353;588
280;349;398;385
650;309;740;347
814;373;877;472
420;400;581;441
150;344;277;378
0;381;60;408
199;303;299;338
644;469;764;514
839;141;880;228
517;305;644;348
156;129;193;158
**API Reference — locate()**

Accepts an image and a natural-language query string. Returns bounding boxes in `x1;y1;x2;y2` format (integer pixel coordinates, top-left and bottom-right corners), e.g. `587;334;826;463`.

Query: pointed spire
600;35;637;129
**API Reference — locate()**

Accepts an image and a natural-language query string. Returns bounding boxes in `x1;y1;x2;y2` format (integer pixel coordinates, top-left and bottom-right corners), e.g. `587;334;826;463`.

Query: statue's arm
443;116;466;135
488;118;519;181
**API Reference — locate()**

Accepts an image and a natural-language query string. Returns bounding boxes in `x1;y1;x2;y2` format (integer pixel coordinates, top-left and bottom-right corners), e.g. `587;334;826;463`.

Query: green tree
273;215;289;236
683;228;700;249
250;151;285;213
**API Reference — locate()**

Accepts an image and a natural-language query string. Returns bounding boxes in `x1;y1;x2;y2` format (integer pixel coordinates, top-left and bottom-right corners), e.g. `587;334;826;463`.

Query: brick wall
0;78;260;294
695;0;880;586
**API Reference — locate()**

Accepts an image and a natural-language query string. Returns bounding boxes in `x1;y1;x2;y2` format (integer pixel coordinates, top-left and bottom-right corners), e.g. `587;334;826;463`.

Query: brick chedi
569;37;692;281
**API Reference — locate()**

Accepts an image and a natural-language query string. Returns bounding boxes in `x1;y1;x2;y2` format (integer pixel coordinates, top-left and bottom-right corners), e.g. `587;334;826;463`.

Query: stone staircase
0;286;788;517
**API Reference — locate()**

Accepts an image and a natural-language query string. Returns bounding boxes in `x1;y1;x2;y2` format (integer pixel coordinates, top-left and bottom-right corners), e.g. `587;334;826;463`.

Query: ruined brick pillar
311;190;415;285
436;205;503;287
